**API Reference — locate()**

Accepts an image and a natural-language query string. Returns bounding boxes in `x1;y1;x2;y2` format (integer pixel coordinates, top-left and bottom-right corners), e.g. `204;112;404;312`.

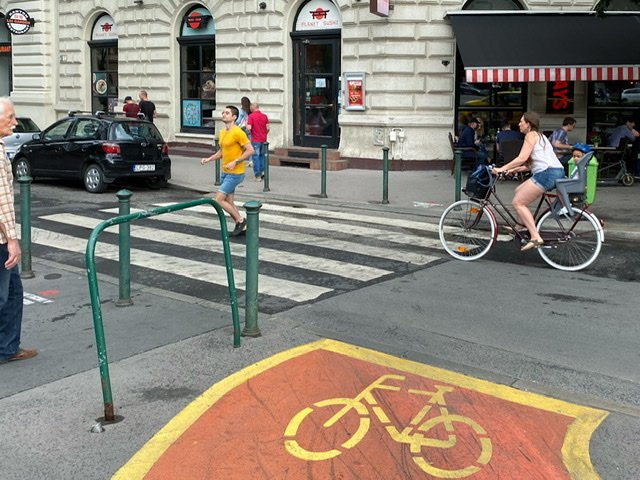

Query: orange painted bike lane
113;340;608;480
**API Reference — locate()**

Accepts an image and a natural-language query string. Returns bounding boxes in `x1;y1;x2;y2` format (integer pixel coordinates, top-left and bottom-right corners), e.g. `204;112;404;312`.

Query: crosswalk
26;202;447;313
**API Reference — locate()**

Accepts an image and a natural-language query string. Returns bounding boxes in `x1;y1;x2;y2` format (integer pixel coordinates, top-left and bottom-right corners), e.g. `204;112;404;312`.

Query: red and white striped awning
466;66;640;84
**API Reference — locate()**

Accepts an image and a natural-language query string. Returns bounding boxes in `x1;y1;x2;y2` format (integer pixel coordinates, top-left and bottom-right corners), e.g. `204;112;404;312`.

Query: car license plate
133;164;155;172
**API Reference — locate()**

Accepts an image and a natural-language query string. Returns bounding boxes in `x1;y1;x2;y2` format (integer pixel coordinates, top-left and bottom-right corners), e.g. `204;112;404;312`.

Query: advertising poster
345;72;365;111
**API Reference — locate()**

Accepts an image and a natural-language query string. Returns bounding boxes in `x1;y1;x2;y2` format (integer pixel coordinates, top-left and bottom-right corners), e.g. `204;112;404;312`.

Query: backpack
463;164;492;199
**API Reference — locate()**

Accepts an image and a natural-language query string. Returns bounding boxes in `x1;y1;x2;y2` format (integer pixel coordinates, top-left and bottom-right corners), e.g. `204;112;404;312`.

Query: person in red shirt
122;96;141;118
246;103;270;181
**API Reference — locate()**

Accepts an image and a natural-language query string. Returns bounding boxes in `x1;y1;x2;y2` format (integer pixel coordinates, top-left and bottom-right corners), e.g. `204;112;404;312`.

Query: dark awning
446;11;640;82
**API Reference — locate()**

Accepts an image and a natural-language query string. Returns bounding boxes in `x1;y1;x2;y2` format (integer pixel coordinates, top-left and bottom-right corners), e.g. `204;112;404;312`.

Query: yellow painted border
112;339;608;480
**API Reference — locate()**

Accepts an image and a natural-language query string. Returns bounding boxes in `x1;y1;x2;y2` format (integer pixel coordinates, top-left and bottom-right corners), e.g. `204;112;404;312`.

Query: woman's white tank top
530;133;564;173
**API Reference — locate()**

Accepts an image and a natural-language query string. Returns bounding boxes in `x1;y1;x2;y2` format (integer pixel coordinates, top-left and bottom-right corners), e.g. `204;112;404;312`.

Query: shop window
178;6;215;133
587;81;640;144
601;0;640;11
89;14;118;113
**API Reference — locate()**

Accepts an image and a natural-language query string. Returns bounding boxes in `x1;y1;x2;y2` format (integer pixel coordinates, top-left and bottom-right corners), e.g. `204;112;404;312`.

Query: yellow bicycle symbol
284;374;492;478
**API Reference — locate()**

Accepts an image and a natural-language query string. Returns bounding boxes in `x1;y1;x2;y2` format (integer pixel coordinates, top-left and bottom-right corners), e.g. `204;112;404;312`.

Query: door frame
291;30;341;148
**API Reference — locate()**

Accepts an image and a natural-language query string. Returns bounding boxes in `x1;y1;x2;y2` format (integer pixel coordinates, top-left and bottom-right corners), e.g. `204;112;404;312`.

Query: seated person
548;116;576;169
570;143;591;169
496;121;525;164
457;117;487;167
607;117;640;148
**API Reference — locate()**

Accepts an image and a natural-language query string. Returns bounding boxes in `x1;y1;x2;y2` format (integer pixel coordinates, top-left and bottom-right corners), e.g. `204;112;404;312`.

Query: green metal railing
18;176;34;279
454;149;463;202
85;198;241;422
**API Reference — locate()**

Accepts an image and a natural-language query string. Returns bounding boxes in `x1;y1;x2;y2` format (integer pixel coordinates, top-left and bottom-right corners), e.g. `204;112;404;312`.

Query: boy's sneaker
230;219;247;236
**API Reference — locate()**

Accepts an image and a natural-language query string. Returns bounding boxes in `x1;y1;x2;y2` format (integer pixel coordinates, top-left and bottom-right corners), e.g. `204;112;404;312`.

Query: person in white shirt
492;111;565;251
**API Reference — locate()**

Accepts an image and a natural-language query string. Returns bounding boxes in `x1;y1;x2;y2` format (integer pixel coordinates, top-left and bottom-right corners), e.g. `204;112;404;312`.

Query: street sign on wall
5;9;35;35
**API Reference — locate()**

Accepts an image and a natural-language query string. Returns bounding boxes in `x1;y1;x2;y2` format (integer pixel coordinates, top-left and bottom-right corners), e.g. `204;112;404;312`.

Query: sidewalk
170;155;640;240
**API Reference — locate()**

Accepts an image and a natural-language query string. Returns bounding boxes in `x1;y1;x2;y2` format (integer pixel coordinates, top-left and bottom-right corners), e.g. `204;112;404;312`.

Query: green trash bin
568;155;598;205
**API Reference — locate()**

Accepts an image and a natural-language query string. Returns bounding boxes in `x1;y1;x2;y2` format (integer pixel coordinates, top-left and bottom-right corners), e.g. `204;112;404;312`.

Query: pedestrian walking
247;103;270;181
236;96;251;134
0;97;37;365
122;96;141;118
200;105;254;236
138;90;156;123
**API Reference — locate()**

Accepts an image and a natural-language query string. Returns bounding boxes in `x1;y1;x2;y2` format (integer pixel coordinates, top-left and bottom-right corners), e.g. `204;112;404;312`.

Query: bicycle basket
463;164;491;199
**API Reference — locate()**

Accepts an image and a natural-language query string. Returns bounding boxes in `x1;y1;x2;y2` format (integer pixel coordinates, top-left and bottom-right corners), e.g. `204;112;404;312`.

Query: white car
621;88;640;104
3;117;41;161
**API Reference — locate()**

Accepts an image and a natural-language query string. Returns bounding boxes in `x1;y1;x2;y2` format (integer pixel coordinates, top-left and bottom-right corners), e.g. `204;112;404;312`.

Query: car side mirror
32;133;41;141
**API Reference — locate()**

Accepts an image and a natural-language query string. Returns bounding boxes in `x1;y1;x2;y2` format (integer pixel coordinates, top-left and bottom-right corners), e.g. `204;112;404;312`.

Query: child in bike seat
492;112;565;252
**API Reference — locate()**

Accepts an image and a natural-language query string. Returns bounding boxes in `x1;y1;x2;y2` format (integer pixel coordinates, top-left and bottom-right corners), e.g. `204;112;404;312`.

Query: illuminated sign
0;45;12;54
91;14;118;41
546;81;574;115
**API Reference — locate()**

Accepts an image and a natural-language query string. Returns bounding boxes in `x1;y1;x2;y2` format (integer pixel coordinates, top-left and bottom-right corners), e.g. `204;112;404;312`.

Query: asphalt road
1;179;639;479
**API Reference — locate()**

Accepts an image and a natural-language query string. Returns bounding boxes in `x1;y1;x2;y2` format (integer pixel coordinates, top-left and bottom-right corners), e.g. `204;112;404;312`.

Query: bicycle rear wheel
536;207;603;271
439;200;496;261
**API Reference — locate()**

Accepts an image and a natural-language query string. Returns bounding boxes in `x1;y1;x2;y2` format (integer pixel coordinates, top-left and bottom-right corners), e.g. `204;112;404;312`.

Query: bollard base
309;194;328;199
241;327;262;338
20;270;35;279
115;298;134;307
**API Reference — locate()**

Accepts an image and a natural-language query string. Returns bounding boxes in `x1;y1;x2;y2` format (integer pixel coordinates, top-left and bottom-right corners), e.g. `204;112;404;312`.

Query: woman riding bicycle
492;111;565;251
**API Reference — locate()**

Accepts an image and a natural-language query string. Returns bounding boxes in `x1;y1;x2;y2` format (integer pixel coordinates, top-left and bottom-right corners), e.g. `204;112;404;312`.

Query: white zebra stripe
28;227;331;302
40;213;393;281
151;202;442;234
100;207;443;263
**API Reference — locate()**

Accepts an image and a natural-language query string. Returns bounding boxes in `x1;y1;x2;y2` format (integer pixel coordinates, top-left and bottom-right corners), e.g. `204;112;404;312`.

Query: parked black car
12;111;171;193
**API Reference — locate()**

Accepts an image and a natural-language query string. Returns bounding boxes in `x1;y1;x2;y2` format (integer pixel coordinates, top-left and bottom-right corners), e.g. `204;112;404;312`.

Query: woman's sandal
521;239;544;252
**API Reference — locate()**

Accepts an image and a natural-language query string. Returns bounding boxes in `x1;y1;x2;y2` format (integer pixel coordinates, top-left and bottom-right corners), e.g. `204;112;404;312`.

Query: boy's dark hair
562;117;576;126
226;105;239;119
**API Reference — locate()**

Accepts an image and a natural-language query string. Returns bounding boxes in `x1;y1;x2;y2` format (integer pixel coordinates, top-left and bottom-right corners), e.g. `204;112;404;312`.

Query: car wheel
84;164;107;193
14;157;33;179
148;176;168;189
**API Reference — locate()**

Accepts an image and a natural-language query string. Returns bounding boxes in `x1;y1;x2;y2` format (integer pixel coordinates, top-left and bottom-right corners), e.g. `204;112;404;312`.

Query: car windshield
15;118;40;133
110;122;164;142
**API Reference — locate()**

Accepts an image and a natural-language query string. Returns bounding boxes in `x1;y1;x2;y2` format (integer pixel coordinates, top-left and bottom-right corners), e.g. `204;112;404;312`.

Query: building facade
1;0;638;167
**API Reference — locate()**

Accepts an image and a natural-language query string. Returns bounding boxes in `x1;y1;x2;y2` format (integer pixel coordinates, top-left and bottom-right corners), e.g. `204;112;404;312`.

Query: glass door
293;36;340;148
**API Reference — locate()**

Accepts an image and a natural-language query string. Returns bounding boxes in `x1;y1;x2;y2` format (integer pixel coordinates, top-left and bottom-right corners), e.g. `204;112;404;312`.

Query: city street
0;176;638;479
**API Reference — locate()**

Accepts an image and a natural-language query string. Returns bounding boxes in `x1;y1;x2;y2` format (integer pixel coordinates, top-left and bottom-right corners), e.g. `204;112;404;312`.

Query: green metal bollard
242;201;262;337
263;142;270;192
320;144;328;198
18;176;34;279
213;138;221;186
115;190;133;307
382;147;390;204
454;149;462;202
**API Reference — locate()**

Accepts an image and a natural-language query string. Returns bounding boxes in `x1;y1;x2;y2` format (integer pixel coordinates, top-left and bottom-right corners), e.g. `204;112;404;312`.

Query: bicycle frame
473;180;597;247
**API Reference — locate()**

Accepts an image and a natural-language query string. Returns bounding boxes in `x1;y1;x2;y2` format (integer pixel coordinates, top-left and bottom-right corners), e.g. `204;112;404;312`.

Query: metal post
320;144;328;198
382;147;390;204
213;138;221;186
242;201;262;337
263;142;270;192
115;190;133;307
18;176;34;279
454;149;462;202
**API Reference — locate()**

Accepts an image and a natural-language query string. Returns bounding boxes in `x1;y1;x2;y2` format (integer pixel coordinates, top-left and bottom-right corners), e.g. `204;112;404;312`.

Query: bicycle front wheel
439;200;496;261
536;207;603;271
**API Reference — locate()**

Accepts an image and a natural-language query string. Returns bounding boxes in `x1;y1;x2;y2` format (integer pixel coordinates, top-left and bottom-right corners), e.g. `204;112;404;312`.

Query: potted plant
591;134;602;147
